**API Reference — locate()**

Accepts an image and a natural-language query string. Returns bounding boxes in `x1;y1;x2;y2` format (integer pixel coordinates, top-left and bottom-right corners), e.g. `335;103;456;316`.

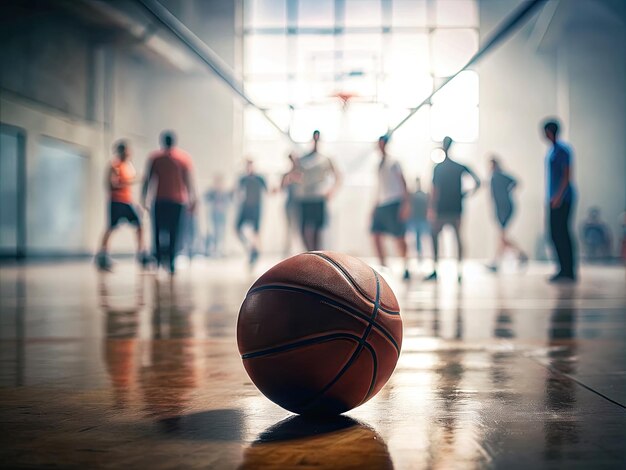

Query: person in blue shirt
542;119;577;282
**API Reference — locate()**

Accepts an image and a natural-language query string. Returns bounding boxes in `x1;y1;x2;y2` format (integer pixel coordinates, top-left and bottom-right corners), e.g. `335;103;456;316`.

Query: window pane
430;104;478;142
431;71;478;107
245;0;287;29
298;0;334;28
345;0;382;28
392;0;428;28
436;0;478;27
380;74;432;107
431;29;478;77
296;35;335;80
244;35;288;76
245;80;290;106
290;104;342;142
244;107;290;139
345;103;388;141
384;33;430;76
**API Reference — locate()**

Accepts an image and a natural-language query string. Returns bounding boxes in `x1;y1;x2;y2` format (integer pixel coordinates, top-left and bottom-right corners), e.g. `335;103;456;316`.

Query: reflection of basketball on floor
237;251;403;415
239;415;393;470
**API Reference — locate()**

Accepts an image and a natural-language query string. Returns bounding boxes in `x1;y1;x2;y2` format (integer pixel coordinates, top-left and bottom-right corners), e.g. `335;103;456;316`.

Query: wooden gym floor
0;258;624;469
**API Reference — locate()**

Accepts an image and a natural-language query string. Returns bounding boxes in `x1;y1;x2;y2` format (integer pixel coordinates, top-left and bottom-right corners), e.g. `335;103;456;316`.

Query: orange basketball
237;251;403;415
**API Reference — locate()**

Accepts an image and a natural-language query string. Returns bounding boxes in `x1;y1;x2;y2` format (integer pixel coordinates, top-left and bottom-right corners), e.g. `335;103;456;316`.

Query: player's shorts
300;200;327;230
109;201;141;228
237;205;261;233
371;201;406;237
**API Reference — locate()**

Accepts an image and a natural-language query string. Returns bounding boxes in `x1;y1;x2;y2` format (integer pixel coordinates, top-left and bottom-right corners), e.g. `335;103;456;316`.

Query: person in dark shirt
425;136;480;282
580;207;611;261
236;159;267;266
486;157;528;272
542;119;577;282
204;174;232;257
408;177;430;264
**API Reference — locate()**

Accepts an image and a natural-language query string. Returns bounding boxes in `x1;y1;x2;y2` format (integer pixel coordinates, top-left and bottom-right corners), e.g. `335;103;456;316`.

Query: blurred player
95;140;149;272
297;130;341;251
486;156;528;271
370;135;411;279
204;175;232;257
236;159;267;266
409;177;430;266
425;136;480;282
542;119;577;282
141;131;197;275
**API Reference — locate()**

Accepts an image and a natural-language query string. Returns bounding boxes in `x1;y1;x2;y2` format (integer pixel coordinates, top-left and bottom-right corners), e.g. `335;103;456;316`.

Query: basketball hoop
332;92;357;111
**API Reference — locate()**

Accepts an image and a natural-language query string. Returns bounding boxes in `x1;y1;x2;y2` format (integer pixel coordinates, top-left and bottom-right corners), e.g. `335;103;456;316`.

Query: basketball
237;251;403;415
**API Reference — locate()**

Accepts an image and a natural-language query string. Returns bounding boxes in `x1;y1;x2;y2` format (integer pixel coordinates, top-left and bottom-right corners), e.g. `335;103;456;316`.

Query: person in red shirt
96;140;149;271
141;131;197;275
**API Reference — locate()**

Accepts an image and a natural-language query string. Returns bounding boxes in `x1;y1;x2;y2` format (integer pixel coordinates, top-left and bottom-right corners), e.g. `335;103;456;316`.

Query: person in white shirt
371;135;411;280
296;130;341;251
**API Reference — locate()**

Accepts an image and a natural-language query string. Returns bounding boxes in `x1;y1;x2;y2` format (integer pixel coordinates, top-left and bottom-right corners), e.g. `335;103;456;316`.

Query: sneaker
424;271;437;281
402;269;411;281
548;273;576;284
138;251;153;269
95;252;113;272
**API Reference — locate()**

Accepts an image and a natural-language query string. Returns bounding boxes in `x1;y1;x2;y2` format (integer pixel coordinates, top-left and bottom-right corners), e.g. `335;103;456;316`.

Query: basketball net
332;92;357;112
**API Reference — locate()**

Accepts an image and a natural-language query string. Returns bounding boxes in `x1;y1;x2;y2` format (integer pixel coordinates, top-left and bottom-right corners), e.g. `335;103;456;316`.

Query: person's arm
551;152;571;208
106;165;118;190
464;166;481;197
183;164;197;212
397;164;411;220
327;159;341;199
507;174;517;192
140;159;154;210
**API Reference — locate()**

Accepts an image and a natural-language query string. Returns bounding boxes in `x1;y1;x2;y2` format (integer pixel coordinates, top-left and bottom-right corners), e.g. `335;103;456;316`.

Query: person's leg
425;219;443;280
167;203;184;274
313;200;327;251
153;202;163;267
395;236;410;279
249;208;261;265
549;206;565;276
559;202;575;278
236;208;248;250
373;233;386;266
415;223;423;261
371;205;386;265
214;213;225;256
100;228;113;252
451;217;463;282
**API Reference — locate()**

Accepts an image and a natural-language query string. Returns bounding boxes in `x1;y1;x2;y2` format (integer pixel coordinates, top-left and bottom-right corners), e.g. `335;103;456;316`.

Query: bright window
243;0;479;144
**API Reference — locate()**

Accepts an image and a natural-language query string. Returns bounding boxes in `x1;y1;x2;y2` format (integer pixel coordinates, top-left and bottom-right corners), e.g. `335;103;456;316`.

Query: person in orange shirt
141;131;197;275
96;140;149;271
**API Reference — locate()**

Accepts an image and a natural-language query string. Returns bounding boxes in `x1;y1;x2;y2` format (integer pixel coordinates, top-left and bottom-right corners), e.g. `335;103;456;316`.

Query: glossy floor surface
1;258;625;469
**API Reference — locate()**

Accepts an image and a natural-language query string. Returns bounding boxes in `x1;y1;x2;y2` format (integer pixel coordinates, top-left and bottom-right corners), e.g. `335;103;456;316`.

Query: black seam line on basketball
360;342;378;404
298;269;381;413
360;270;381;403
308;252;400;315
241;333;362;360
247;284;399;354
